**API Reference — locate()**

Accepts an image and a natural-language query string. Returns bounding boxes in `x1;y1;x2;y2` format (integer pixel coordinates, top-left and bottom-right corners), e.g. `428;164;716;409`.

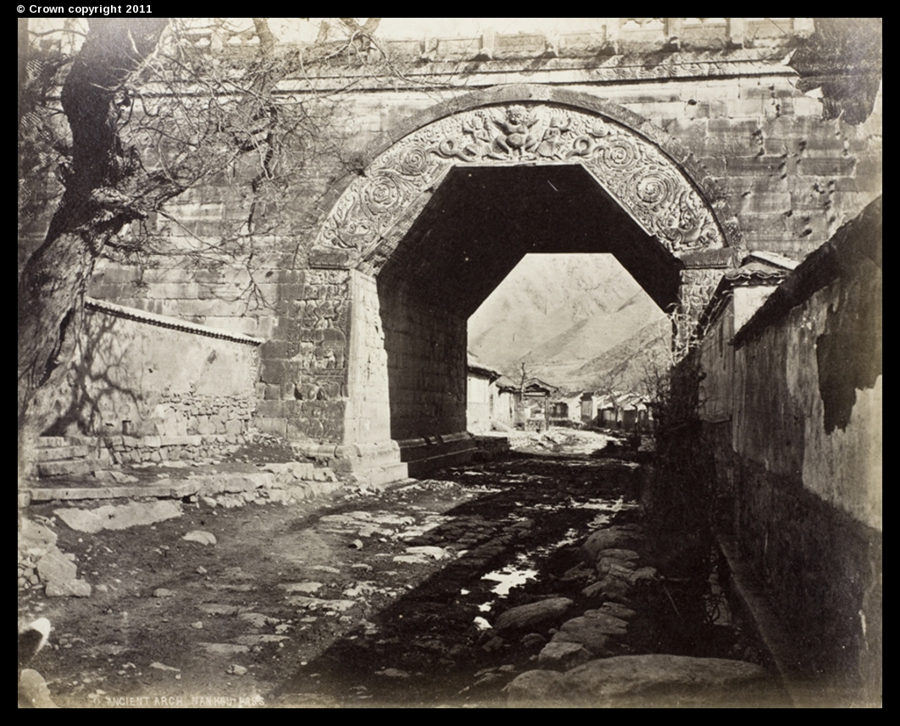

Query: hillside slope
468;254;668;390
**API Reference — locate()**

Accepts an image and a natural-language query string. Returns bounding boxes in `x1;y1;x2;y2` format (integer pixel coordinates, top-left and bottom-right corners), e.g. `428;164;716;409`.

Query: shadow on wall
32;308;138;438
30;302;260;439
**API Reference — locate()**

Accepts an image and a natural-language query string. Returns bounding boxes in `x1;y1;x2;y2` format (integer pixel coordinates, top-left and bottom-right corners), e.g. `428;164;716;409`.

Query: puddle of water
466;485;505;495
556;528;582;547
481;565;539;597
468;495;641;629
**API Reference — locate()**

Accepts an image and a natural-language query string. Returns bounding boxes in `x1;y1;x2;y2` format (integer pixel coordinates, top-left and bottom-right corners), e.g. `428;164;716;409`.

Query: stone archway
299;86;742;481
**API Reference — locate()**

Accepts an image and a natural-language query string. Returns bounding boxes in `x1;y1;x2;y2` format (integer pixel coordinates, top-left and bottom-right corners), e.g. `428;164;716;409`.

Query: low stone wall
35;298;262;442
102;433;251;466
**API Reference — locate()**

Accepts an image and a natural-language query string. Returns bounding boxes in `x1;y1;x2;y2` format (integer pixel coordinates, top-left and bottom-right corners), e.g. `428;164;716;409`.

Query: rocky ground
18;430;786;708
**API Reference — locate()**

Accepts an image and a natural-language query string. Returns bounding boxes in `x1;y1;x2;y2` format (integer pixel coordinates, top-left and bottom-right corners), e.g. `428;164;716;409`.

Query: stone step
34;445;93;463
37;459;96;478
36;436;68;449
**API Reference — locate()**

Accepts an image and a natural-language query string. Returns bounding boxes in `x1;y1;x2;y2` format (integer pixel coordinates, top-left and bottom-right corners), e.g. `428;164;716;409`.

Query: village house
490;375;518;431
548;391;589;427
698;252;799;425
465;352;503;434
519;378;559;431
593;390;652;431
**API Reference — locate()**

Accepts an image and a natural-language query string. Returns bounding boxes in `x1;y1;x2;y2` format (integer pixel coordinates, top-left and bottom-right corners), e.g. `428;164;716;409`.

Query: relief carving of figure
536;115;571;159
462;112;494;156
489;105;540;159
435;111;494;161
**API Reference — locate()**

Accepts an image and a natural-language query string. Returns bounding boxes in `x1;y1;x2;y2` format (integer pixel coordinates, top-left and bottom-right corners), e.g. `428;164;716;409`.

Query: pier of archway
296;90;741;481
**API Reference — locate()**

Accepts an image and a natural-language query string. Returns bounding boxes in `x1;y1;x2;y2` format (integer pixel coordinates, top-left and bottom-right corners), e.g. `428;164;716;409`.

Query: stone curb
19;469;337;503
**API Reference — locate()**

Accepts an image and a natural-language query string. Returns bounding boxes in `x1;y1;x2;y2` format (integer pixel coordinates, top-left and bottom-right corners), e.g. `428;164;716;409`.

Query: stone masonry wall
20;23;881;447
126;73;878;450
380;285;468;442
252;267;350;442
32;300;261;459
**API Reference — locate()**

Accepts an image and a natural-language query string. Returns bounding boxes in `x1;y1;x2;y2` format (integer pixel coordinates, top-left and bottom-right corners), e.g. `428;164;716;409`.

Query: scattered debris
182;530;217;545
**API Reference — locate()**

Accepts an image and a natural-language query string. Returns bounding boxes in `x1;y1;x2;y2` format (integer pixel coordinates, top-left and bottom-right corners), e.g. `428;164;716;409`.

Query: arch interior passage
375;165;681;442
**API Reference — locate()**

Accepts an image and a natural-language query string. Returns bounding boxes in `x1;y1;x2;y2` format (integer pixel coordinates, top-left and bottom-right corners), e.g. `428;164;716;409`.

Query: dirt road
20;434;762;707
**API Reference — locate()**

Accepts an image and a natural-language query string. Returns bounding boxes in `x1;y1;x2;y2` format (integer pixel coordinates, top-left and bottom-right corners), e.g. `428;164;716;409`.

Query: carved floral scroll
314;103;725;262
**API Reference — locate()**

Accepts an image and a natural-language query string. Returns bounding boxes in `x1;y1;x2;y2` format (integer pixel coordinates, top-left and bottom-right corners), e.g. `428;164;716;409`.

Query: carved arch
310;85;740;270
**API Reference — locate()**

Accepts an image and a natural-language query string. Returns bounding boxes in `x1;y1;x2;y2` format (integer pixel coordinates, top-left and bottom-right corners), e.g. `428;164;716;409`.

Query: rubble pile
18;518;91;598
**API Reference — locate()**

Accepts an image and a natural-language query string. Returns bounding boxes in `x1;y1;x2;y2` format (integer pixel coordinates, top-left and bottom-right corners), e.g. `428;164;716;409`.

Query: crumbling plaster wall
700;199;881;691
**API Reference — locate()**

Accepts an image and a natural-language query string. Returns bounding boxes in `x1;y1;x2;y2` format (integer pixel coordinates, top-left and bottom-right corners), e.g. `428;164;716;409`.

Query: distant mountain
468;254;668;391
566;320;670;393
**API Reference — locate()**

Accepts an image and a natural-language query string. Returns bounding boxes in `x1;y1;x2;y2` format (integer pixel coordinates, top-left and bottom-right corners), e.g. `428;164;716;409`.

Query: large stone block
260;359;288;385
494;598;573;632
36;549;77;584
796;156;857;178
726;155;791;176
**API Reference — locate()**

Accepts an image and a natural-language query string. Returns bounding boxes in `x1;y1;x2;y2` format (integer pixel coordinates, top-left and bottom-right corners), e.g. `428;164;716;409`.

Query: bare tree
19;19;172;431
16;18;415;478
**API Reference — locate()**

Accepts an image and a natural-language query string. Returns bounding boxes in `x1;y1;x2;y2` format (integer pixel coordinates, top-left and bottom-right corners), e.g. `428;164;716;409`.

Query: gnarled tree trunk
18;19;169;481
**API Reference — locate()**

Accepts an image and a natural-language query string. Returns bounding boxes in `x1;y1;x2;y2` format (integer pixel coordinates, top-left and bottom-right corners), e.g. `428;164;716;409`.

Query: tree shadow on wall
35;309;142;439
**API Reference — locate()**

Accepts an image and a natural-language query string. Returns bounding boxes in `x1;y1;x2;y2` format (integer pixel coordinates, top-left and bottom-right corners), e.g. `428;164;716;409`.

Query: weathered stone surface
566;655;773;707
581;526;641;563
93;470;140;484
234;635;289;645
596;574;633;603
238;613;278;628
521;633;547;649
630;566;659;584
37;459;94;478
198;603;239;615
595;548;640;562
18;669;57;708
581;611;629;635
481;636;506;653
551;616;615;655
183;530;217;545
494;598;573;632
537;641;592;670
197;643;250;655
263;461;315;480
280;582;323;594
45;578;92;598
54;501;182;533
509;655;774;707
286;596;356;611
36;549;77;584
559;562;595;582
506;670;568;708
597;602;638;620
596;559;637;578
19;518;57;552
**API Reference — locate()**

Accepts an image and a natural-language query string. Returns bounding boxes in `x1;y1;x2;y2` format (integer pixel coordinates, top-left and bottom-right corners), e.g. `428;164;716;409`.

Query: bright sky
254;18;610;42
28;18;612;48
